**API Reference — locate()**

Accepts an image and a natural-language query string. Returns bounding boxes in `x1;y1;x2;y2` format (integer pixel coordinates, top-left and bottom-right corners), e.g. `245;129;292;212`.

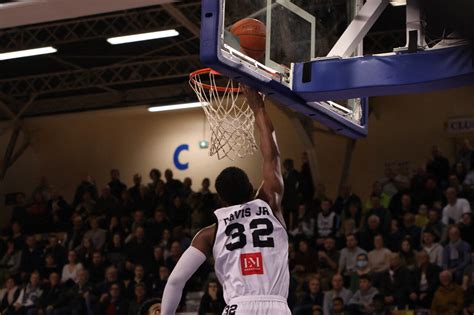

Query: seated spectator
0;277;20;315
323;274;352;315
125;226;153;272
415;177;444;208
391;192;416;222
152;181;169;213
341;202;363;230
168;196;191;229
88;251;106;284
462;252;474;290
399;238;418;271
41;253;60;281
73;175;98;207
83;217;106;250
61;250;83;286
293;240;318;275
19;235;43;276
126;264;148;299
415;204;429;228
146;210;170;245
387;219;404;252
198;279;225;315
378;253;413;310
26;191;49;233
459;213;474;247
158;229;172;257
165;241;183;273
316;200;339;242
107;216;125;240
149;266;169;298
423;208;447;244
10;193;28;225
443;188;471;225
348;275;378;315
8;222;25;250
368;234;391;274
128;283;148;315
13;271;43;314
118;190;135;218
96;265;120;295
43;234;66;268
164;169;183;199
130;210;146;234
108;169;127;199
364;194;391;232
96;282;128;315
76;237;95;266
364;182;390;214
409;250;441;310
48;189;72;231
331;297;347;315
106;233;126;269
421;229;443;267
400;213;422;250
67;215;86;251
150;246;165;276
38;272;62;314
171;226;191;253
371;293;391;315
350;254;372;293
465;169;474;186
53;269;95;315
443;225;471;282
333;184;362;217
148;168;162;192
318;238;339;290
358;216;384;251
379;167;399;198
0;241;21;283
75;191;97;216
338;234;367;279
294;276;324;315
431;271;464;315
290;203;315;241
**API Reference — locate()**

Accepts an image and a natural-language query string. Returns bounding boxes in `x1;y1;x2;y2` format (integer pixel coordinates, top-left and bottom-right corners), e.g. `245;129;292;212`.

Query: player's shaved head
215;167;253;206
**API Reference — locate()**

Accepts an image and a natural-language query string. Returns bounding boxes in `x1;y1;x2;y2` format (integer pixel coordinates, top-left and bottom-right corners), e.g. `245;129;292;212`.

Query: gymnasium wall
1;85;473;224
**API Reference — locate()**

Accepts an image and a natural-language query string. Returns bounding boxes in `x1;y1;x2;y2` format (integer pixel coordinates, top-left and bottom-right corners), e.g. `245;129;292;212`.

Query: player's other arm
242;86;284;220
160;225;215;315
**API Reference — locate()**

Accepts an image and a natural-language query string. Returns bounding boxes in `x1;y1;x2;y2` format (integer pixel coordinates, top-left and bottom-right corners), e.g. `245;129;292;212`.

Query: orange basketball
230;18;266;61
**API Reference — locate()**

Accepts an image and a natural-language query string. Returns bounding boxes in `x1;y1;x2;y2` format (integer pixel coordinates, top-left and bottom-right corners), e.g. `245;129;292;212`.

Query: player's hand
241;85;264;112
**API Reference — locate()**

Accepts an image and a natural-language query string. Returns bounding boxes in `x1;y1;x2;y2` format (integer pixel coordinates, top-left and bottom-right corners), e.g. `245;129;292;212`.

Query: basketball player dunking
161;86;290;315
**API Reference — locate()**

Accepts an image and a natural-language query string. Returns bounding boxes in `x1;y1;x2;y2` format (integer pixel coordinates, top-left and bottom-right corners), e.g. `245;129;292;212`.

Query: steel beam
327;0;389;58
0;3;200;52
0;55;200;97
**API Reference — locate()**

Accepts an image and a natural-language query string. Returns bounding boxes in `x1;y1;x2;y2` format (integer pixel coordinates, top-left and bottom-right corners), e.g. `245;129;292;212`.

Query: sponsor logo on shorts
240;252;264;275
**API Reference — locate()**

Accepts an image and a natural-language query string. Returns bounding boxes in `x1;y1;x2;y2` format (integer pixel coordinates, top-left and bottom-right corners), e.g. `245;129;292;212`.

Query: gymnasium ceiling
0;0;409;120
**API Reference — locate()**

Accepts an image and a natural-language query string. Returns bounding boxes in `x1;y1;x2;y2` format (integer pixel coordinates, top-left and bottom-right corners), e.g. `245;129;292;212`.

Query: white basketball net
190;69;258;160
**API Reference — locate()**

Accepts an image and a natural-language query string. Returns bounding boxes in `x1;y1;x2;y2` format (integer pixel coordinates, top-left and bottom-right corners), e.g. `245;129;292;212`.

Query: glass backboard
200;0;368;139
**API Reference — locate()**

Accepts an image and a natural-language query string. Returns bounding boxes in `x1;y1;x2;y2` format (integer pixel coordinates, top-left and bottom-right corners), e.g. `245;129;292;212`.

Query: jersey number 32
225;218;274;251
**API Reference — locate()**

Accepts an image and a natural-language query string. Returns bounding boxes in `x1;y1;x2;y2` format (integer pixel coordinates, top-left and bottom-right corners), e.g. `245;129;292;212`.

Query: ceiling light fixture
0;46;57;61
389;0;406;6
148;102;206;113
107;29;180;45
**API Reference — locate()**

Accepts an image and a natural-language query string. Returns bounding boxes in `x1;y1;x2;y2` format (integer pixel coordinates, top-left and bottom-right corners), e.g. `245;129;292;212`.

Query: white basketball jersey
213;199;289;303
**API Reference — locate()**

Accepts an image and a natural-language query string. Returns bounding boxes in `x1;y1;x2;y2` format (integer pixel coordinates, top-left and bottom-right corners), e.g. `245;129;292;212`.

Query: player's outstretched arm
242;86;284;222
160;225;215;315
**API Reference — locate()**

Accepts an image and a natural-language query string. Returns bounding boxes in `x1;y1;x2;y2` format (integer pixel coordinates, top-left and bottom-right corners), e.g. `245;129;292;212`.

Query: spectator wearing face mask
349;254;371;293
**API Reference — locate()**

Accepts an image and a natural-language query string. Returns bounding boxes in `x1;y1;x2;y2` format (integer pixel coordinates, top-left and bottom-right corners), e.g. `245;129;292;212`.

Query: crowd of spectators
0;141;474;315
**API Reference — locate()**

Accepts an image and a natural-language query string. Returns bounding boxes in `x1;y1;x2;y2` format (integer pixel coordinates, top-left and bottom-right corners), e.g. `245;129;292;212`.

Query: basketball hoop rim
189;68;241;93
